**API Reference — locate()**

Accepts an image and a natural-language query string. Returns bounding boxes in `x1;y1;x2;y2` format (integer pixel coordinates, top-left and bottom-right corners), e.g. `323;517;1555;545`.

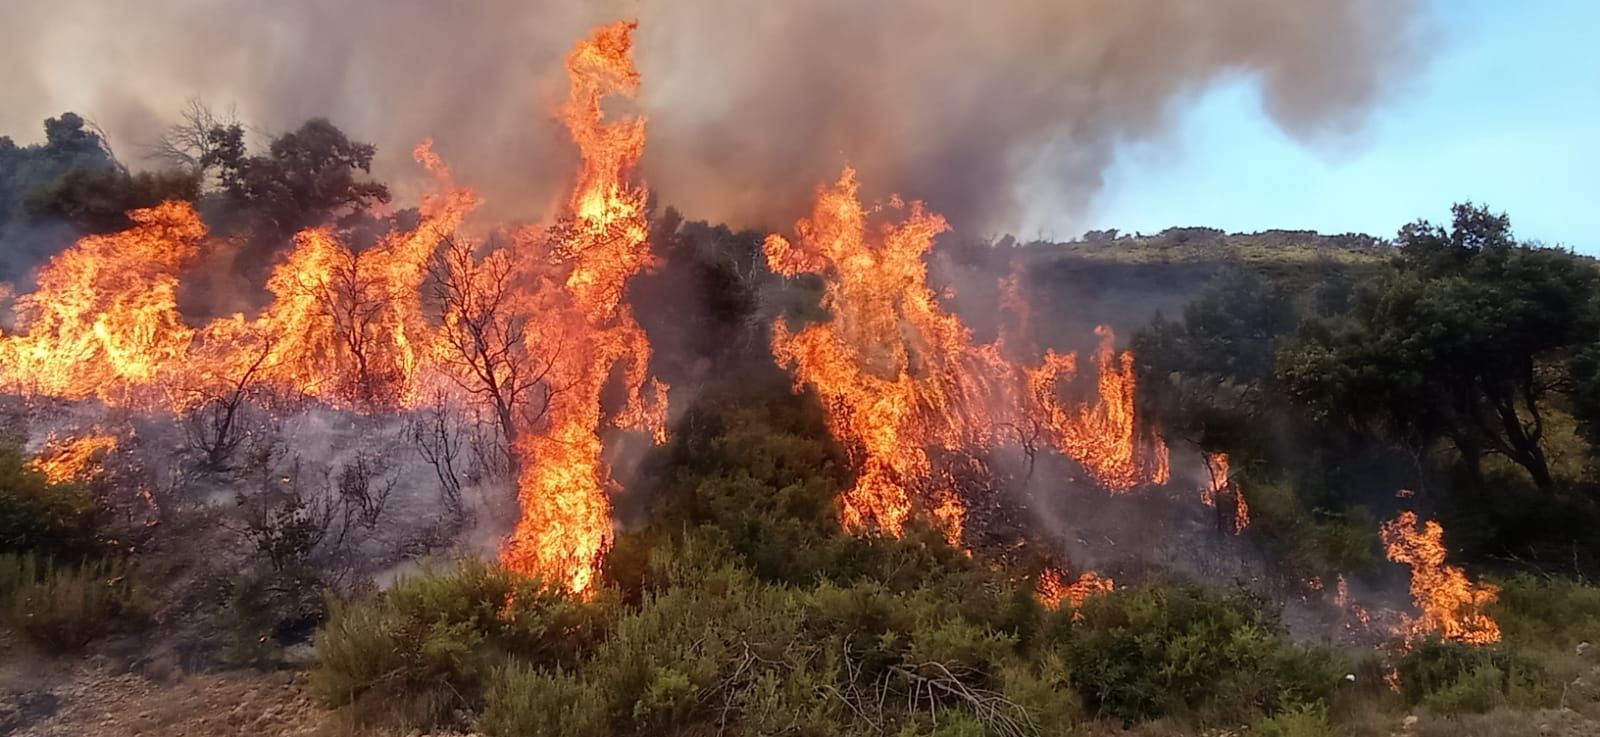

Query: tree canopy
202;118;390;238
1278;204;1599;491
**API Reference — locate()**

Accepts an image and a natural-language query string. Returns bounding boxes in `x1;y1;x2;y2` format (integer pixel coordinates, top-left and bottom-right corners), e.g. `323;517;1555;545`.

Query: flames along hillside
0;18;1507;641
0;19;1182;599
0;21;667;593
0;22;1555;736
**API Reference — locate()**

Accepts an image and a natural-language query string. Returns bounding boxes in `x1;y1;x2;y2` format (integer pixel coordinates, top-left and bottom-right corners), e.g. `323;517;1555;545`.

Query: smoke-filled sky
6;1;1586;247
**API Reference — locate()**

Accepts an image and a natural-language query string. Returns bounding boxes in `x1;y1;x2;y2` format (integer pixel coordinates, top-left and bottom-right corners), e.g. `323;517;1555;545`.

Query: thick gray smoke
2;0;1424;233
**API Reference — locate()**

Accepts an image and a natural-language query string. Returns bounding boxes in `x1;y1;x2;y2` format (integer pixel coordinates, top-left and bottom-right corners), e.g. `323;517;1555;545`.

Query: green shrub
1396;640;1555;714
310;559;611;729
1;553;147;650
996;654;1080;737
634;386;851;586
485;548;1053;737
897;709;986;737
479;664;607;737
1421;664;1510;714
589;563;805;733
0;446;101;560
1062;582;1341;724
1490;573;1600;651
1245;478;1379;581
1252;703;1337;737
483;559;811;736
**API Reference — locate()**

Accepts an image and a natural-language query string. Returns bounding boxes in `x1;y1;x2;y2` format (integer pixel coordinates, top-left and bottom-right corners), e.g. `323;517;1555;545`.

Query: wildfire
1334;574;1373;628
1198;451;1248;534
496;20;667;594
0;21;666;594
1037;567;1115;616
0;203;200;405
766;170;1167;543
0;139;474;413
1037;326;1173;491
29;433;119;484
238;139;476;410
1201;452;1228;507
1380;511;1500;645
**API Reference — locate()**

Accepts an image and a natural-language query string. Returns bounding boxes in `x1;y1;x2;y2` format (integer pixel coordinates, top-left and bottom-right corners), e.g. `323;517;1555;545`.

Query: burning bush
0;444;102;561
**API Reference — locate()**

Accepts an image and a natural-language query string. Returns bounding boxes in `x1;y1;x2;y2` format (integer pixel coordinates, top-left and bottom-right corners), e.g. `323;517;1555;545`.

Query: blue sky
1083;0;1599;251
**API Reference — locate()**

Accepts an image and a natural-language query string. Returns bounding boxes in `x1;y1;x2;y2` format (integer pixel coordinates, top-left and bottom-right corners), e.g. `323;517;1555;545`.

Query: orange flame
0;141;476;412
1037;567;1115;618
767;170;1167;543
1198;451;1248;534
0;22;665;595
1035;326;1173;491
1380;511;1500;645
0;203;200;405
29;433;119;484
1335;574;1373;628
497;20;666;594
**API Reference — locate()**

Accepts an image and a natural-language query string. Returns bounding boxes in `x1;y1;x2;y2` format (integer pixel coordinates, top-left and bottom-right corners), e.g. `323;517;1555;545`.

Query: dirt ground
0;635;499;737
0;646;325;737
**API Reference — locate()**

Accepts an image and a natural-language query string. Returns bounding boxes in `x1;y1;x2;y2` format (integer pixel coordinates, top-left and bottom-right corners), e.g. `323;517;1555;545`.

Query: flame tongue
29;433;120;484
1381;511;1500;645
767;169;1168;543
1037;567;1115;617
498;20;664;594
0;141;475;412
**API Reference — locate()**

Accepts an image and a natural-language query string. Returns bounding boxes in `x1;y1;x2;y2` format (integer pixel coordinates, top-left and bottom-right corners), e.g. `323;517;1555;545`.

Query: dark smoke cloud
2;0;1425;234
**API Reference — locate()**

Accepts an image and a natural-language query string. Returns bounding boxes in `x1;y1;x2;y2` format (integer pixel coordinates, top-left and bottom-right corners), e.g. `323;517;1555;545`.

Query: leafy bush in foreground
310;559;614;729
1062;582;1341;725
1251;703;1337;737
477;540;1337;737
1395;640;1555;714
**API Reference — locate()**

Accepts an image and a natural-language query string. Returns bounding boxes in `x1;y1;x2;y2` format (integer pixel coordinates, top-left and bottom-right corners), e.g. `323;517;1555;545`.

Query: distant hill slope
936;227;1393;351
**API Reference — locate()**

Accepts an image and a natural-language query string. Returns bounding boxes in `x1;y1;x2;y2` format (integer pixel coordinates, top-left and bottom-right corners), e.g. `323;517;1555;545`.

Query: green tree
2;112;205;279
0;113;124;276
1565;345;1600;455
1278;204;1599;490
25;167;199;233
1134;270;1298;452
202;118;390;238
